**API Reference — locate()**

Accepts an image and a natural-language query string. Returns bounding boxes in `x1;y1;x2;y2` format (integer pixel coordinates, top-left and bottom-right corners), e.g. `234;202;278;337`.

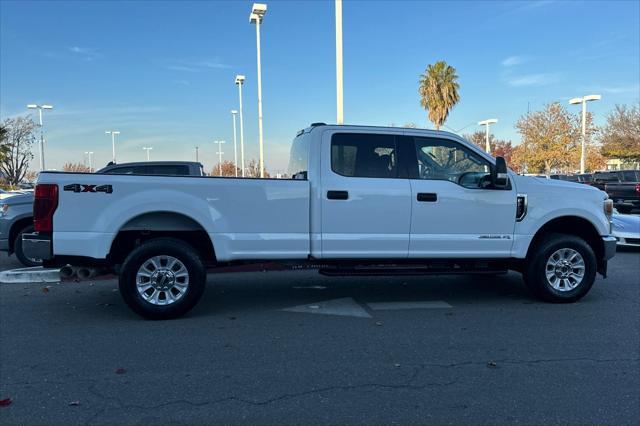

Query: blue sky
1;0;639;174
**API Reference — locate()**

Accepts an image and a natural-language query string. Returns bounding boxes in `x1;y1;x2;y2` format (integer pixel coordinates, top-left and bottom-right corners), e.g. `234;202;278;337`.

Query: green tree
599;104;640;161
418;61;460;130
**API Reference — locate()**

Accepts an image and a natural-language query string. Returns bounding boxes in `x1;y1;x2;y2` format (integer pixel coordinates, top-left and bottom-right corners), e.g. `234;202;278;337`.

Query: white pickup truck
24;124;617;319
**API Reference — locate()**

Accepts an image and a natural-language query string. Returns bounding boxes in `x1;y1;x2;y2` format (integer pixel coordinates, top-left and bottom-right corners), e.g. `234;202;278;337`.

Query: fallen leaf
0;398;12;407
68;401;80;406
115;368;126;374
41;286;50;294
487;361;498;368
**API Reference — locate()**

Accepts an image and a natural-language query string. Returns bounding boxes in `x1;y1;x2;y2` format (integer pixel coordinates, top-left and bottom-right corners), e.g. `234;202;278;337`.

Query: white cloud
68;46;101;61
507;73;561;87
501;56;528;67
164;59;231;72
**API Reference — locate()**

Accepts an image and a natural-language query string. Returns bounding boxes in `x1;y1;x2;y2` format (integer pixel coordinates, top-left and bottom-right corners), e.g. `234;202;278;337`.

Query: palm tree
418;61;460;130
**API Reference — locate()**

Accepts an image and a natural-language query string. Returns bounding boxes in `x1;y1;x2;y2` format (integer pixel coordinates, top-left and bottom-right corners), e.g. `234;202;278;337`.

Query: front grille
626;238;640;245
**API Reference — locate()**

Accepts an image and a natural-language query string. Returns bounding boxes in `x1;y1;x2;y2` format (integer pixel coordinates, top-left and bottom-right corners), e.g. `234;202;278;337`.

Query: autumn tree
515;103;597;174
211;161;241;177
599;104;640;161
0;117;37;185
418;61;460;130
463;131;515;168
62;162;91;173
0;125;10;165
24;170;39;182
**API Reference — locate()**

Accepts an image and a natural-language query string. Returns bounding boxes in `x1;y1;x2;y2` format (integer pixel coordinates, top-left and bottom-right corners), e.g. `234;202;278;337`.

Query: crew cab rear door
403;133;516;258
319;130;411;258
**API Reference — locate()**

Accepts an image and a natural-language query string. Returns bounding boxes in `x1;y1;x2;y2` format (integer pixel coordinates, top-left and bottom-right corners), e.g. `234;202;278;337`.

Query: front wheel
523;233;597;303
119;238;207;320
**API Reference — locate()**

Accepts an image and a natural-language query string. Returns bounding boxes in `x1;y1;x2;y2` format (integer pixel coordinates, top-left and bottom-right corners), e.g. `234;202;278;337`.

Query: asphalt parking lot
0;250;638;425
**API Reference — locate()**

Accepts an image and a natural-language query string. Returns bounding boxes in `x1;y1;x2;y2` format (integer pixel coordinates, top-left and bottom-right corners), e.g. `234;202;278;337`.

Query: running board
319;263;508;277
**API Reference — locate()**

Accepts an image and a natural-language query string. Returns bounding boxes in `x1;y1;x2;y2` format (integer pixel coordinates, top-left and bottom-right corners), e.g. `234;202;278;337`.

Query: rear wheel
523;233;596;303
119;238;206;320
13;225;42;267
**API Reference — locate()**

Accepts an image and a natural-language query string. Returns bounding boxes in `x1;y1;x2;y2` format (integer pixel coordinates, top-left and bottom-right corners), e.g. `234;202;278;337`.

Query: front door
405;134;516;258
320;131;412;258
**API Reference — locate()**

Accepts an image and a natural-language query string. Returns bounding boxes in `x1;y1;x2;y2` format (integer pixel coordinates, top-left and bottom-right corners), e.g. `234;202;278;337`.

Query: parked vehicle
603;170;640;214
550;174;578;182
1;161;205;267
96;161;205;176
611;209;640;247
23;124;616;319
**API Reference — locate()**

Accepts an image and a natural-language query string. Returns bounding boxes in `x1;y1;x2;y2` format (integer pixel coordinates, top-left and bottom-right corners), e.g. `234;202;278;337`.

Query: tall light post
84;151;94;172
195;146;199;162
335;0;344;124
105;130;120;163
478;119;498;154
569;94;601;173
27;104;53;171
231;110;239;177
235;75;246;177
143;146;153;161
214;140;225;176
250;3;267;178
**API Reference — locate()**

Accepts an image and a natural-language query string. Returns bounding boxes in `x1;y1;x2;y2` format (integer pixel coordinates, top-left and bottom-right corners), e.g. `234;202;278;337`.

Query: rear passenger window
331;133;397;178
145;165;190;175
622;171;638;181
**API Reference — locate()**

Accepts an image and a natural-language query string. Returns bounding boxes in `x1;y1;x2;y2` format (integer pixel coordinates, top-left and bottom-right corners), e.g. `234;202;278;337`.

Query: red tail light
636;183;640;194
33;184;58;233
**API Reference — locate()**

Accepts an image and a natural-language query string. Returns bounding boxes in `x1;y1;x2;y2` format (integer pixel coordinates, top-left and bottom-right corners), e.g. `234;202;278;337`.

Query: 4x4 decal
63;184;113;194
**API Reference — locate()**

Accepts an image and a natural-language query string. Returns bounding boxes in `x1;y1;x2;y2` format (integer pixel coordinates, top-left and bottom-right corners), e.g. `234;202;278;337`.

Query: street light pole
235;75;246;177
231;110;239;177
335;0;344;124
27;104;53;171
250;3;267;178
105;130;120;163
195;146;199;162
569;94;601;173
84;151;94;172
477;119;498;154
143;147;152;161
214;140;225;176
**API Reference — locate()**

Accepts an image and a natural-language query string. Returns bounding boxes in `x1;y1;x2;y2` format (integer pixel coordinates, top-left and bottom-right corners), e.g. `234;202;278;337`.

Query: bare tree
1;117;37;185
599;104;640;161
245;159;270;178
62;162;91;173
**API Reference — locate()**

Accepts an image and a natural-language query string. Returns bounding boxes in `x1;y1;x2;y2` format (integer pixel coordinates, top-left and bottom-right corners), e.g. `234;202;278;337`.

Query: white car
612;210;640;247
23;124;617;319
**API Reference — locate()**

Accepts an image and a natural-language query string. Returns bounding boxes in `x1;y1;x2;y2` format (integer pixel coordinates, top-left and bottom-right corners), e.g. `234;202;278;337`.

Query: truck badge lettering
64;184;113;194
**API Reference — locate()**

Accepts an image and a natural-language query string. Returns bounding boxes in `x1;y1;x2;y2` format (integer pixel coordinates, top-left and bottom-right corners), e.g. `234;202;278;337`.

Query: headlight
604;199;614;233
0;204;8;216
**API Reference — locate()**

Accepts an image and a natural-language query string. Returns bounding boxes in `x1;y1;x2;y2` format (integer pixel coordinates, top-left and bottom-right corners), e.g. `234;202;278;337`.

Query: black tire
616;205;632;214
13;225;42;267
523;233;597;303
119;238;207;320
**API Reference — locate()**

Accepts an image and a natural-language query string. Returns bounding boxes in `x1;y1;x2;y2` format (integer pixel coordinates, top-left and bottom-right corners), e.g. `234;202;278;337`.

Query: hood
0;192;34;204
514;175;604;196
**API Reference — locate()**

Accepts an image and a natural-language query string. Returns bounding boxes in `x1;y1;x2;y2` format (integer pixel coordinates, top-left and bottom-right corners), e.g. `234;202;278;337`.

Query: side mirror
492;157;508;188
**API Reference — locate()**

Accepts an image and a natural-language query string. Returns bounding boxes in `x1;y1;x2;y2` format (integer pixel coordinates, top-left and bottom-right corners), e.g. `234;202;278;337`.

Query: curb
0;267;61;284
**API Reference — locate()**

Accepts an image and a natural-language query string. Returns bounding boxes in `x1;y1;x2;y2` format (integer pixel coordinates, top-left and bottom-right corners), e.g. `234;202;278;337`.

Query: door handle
327;190;349;200
417;192;437;202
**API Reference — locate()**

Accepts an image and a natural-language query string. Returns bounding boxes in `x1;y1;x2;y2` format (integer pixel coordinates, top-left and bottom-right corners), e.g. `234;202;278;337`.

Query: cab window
411;137;491;188
331;133;397;178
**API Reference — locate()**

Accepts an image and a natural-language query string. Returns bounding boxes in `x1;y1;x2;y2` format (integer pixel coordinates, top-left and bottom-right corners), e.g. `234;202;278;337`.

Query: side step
319;261;508;277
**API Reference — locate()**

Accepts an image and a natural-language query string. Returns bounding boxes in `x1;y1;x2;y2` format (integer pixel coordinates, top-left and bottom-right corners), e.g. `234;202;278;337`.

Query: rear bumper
22;233;52;261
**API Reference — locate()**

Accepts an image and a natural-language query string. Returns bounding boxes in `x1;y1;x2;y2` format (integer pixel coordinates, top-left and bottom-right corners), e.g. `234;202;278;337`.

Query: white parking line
367;301;452;310
281;297;372;318
0;267;61;284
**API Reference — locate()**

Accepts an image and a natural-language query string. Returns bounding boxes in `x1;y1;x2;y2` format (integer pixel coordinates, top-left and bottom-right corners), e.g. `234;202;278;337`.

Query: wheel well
108;212;216;265
527;216;604;262
8;217;34;253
